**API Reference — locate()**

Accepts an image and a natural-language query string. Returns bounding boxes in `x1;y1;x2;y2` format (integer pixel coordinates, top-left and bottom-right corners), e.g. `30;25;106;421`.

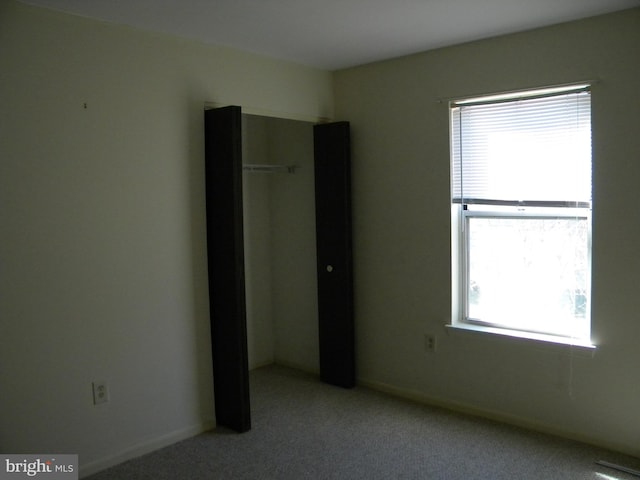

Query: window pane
451;91;591;204
467;216;589;338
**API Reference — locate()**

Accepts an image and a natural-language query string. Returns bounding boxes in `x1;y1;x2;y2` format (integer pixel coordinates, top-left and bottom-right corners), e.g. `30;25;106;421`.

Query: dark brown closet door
314;121;355;388
204;106;251;432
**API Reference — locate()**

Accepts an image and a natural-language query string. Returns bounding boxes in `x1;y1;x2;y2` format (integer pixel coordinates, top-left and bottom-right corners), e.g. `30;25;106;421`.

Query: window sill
445;323;596;356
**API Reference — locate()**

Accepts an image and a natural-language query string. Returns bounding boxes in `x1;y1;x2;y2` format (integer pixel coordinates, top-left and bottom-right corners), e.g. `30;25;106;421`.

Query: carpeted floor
86;365;640;479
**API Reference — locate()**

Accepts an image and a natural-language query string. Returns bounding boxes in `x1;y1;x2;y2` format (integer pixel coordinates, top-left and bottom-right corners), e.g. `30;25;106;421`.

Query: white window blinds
451;87;592;207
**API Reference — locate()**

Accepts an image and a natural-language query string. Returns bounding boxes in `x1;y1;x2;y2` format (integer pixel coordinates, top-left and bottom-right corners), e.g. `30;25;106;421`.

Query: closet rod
242;164;296;174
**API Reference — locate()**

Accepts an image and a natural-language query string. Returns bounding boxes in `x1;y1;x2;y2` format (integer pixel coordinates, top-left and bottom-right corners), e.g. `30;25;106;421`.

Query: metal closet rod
242;164;296;174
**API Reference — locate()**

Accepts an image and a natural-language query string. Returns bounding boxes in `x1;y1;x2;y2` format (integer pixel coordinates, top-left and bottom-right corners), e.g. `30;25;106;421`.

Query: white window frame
449;85;594;347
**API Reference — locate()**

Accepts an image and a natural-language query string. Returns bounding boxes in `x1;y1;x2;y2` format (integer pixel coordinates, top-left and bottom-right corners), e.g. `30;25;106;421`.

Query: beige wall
242;115;276;369
267;118;319;371
0;0;332;475
242;115;319;372
334;8;640;456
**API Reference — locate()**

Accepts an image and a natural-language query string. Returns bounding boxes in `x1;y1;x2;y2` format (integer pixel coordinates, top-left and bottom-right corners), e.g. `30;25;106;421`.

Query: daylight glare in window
450;85;592;341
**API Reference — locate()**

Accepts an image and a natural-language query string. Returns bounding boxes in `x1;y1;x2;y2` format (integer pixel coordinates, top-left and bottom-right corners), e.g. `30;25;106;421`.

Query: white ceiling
18;0;640;70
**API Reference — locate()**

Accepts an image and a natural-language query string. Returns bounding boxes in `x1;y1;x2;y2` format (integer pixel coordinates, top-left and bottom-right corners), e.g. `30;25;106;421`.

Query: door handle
326;265;333;272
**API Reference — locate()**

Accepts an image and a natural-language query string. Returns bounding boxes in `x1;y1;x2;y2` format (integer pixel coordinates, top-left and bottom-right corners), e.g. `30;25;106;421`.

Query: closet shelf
242;164;296;174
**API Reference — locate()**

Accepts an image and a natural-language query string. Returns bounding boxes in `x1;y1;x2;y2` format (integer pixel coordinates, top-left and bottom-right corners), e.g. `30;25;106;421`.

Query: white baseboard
358;377;637;459
272;358;319;376
249;359;277;371
79;420;215;479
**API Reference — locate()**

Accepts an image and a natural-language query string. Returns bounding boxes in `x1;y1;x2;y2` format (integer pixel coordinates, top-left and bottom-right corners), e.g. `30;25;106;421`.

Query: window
450;85;592;342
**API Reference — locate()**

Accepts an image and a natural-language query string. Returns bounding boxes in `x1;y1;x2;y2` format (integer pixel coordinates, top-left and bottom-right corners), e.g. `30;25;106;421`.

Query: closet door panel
204;106;251;432
314;121;355;388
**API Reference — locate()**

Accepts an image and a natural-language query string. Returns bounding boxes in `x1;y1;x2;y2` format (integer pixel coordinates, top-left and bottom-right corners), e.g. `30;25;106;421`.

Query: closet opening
241;114;319;373
204;106;353;433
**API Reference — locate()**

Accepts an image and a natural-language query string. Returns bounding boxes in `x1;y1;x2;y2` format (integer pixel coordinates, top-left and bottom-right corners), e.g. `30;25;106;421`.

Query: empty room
2;0;640;478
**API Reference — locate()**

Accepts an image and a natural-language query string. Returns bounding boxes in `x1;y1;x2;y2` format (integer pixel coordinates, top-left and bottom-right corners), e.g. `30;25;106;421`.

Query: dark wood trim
314;121;355;388
204;106;251;432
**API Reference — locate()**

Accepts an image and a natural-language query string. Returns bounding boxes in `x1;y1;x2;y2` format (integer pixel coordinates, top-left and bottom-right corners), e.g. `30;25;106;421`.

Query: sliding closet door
314;122;355;388
204;106;251;433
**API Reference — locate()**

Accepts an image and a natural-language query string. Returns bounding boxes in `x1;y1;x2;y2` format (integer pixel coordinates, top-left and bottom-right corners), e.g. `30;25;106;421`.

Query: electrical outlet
424;334;437;353
92;381;109;405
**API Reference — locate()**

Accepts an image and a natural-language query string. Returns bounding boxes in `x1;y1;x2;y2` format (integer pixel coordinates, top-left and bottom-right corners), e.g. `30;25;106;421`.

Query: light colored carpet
86;365;640;479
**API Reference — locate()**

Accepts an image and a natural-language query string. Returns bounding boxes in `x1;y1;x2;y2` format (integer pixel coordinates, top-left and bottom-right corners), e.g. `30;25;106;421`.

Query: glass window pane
451;90;592;204
467;216;589;338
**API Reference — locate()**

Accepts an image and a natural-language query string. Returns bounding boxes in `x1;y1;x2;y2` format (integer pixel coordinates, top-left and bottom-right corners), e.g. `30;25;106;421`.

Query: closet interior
241;114;319;373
